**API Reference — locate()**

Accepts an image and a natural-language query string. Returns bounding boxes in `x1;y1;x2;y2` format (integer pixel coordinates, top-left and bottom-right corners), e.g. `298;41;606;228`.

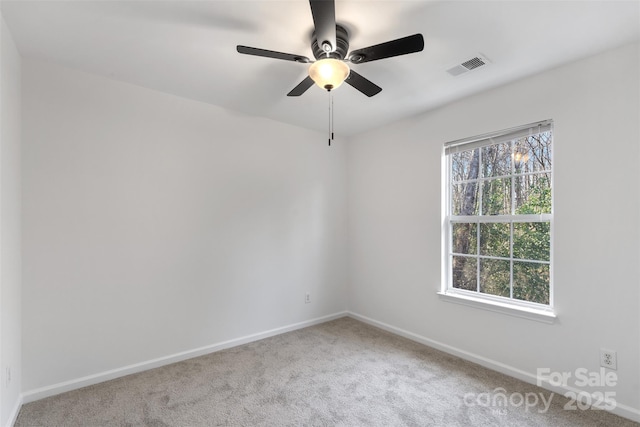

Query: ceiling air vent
446;54;490;76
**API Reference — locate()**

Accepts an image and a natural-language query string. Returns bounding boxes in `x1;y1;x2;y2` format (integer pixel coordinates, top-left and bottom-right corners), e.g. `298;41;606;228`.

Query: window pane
514;174;551;214
482;178;511;215
479;258;510;298
452;183;479;215
482;143;511;178
452;256;477;291
446;122;552;307
513;132;552;174
513;261;550;304
513;222;550;261
452;149;480;182
479;223;510;257
452;223;477;254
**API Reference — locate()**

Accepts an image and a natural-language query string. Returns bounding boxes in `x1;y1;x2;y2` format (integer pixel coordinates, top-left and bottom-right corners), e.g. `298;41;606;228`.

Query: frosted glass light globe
308;59;350;91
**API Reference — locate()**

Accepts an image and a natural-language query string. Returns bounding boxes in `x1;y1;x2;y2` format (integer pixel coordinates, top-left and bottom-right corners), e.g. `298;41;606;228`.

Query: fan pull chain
331;91;335;142
327;90;331;146
328;91;334;146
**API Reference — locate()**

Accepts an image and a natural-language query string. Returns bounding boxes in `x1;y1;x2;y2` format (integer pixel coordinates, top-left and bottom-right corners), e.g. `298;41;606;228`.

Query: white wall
21;59;348;393
0;12;22;427
347;42;640;418
15;27;640;423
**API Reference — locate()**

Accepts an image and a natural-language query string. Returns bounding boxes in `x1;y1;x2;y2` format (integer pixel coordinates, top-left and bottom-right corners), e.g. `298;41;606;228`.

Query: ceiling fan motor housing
312;24;349;60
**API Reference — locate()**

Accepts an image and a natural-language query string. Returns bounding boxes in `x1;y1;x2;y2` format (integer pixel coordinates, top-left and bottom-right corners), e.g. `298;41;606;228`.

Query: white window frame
439;120;556;323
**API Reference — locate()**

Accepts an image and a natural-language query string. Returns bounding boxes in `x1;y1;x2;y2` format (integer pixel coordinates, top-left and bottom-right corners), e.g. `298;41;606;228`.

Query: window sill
437;291;557;324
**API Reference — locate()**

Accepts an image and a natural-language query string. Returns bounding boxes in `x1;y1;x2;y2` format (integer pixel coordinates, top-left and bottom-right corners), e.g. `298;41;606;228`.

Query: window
442;120;553;316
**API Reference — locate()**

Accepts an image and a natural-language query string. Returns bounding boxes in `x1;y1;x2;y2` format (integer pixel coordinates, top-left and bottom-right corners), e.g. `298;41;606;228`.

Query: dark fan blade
237;45;310;63
345;70;382;97
347;34;424;64
287;76;315;97
309;0;336;53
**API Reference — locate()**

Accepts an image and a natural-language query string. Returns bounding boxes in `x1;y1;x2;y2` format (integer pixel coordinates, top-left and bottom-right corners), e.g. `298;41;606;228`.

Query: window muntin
445;121;553;308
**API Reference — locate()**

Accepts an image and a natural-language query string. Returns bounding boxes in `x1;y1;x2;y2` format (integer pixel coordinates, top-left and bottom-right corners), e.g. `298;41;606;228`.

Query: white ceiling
2;0;639;136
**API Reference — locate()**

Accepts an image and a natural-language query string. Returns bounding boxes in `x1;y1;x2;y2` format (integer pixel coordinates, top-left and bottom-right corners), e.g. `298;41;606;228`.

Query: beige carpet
15;317;638;426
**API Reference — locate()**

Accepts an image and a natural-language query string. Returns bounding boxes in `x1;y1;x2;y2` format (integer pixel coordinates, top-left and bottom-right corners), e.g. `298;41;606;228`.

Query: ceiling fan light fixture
308;58;350;91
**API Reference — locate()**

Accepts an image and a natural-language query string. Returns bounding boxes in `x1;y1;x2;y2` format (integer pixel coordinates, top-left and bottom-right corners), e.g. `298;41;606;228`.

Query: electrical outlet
305;293;311;304
600;349;617;370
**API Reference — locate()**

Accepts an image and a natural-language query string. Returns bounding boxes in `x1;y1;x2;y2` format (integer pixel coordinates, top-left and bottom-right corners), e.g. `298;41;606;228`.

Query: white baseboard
18;310;640;423
347;311;640;423
5;394;23;427
22;311;348;404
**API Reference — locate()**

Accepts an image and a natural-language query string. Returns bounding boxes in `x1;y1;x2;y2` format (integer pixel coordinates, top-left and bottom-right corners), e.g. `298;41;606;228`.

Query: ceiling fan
236;0;424;97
